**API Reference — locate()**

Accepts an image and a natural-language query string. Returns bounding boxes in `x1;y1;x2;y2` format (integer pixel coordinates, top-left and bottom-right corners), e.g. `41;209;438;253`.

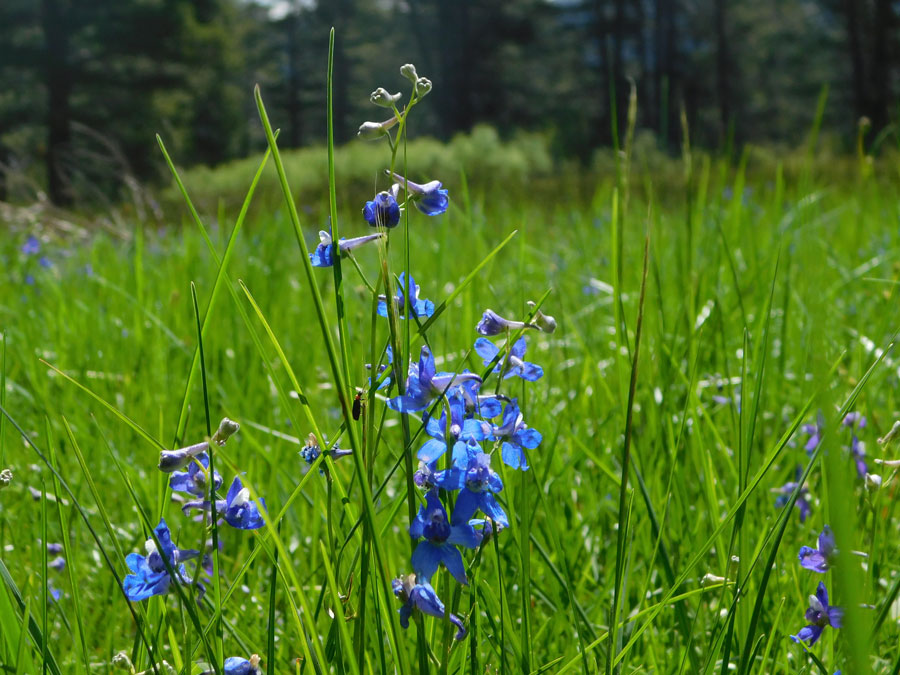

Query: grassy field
2;82;900;674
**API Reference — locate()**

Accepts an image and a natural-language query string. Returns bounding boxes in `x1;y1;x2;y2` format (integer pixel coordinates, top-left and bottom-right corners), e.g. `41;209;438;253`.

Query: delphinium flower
454;375;503;419
46;542;63;554
802;412;825;454
476;309;537;337
790;581;843;645
123;518;199;601
850;435;868;479
363;188;401;228
799;525;836;573
358;116;399;140
48;556;66;571
223;655;261;675
486;398;543;471
773;467;811;522
474;336;544;382
22;236;40;256
387;345;481;414
443;448;509;528
309;230;385;268
158;418;240;473
169;452;223;498
417;393;486;464
377;273;435;319
409;490;479;585
183;476;266;530
299;433;352;471
389;171;449;216
392;573;466;639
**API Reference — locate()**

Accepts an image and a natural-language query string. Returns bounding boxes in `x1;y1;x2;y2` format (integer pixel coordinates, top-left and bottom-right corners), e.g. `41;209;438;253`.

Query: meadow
1;61;900;675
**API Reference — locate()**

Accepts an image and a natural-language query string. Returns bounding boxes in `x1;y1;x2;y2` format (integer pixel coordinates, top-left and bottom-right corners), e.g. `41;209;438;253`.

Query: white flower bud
370;87;402;108
866;473;883;490
111;651;134;671
701;573;726;587
213;417;240;445
0;468;11;489
357;116;399;141
527;301;557;333
400;63;419;83
879;420;900;446
415;77;432;98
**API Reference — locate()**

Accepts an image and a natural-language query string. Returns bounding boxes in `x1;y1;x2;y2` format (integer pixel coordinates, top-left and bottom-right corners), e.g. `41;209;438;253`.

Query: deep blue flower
790;581;842;645
310;230;384;267
48;579;61;602
183;476;266;530
409;490;479;585
442;447;509;528
474;336;543;382
22;236;40;255
455;375;503;419
799;525;836;573
223;655;260;675
413;458;462;491
46;542;63;554
476;309;533;336
363;189;401;228
774;467;811;522
123;519;198;601
417;394;487;464
387;345;482;414
392;573;466;639
487;399;542;471
300;433;352;470
390;172;449;216
377;273;434;319
169;452;223;498
39;256;52;268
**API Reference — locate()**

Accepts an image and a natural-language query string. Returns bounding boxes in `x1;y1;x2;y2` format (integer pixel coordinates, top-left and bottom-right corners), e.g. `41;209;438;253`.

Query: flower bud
111;651;134;671
415;77;432;98
879;420;900;446
527;301;557;333
370;87;402;108
400;63;419;83
0;468;11;489
212;417;240;445
701;573;726;587
357;116;399;141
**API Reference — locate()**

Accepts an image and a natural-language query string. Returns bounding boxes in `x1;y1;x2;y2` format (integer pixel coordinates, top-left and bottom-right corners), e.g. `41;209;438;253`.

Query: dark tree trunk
285;12;302;147
843;0;868;122
41;0;71;206
715;0;731;143
871;0;893;131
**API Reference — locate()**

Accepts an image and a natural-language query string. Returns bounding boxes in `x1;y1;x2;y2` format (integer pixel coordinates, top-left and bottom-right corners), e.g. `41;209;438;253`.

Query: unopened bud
0;468;11;488
527;301;557;333
357;116;399;141
212;418;240;445
701;573;726;587
415;77;432;98
111;651;134;671
400;63;418;83
879;420;900;446
866;473;883;490
370;87;402;108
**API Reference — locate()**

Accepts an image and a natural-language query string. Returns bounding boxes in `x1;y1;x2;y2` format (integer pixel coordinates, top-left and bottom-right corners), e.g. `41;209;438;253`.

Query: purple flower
442;448;509;528
850;435;867;479
363;189;401;228
48;556;66;572
183;476;266;530
474;336;543;382
123;519;199;601
798;525;836;573
454;375;503;419
169;452;223;498
409;490;479;585
802;412;825;454
390;172;449;216
39;256;52;268
476;309;534;336
774;467;812;523
843;412;866;430
790;581;843;645
392;573;466;639
158;441;212;473
387;345;481;414
377;273;434;319
21;236;40;255
488;399;542;471
223;655;260;675
310;230;384;267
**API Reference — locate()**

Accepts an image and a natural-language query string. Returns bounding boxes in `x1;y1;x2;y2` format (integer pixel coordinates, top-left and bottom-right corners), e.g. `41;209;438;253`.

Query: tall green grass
1;58;899;674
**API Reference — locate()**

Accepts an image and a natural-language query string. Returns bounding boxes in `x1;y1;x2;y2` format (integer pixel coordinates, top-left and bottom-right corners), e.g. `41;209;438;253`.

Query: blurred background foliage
0;0;896;208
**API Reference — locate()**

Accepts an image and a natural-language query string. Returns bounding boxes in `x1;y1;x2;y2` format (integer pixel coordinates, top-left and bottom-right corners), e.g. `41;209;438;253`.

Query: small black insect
352;389;363;421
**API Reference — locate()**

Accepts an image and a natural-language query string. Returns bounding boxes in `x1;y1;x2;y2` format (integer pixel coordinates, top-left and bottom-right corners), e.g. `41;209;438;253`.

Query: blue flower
123;519;198;601
377;273;434;319
183;477;266;530
224;655;261;675
387;345;482;414
474;336;543;382
392;574;467;639
774;467;811;522
790;581;842;645
390;172;449;216
476;309;533;336
843;412;866;430
48;556;66;572
850;435;867;479
169;452;223;498
409;490;479;585
799;525;836;573
300;433;352;470
417;394;487;464
455;375;503;419
39;256;52;268
363;189;401;228
488;399;542;471
310;230;385;268
443;448;509;528
22;236;40;255
802;413;824;455
158;441;210;473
